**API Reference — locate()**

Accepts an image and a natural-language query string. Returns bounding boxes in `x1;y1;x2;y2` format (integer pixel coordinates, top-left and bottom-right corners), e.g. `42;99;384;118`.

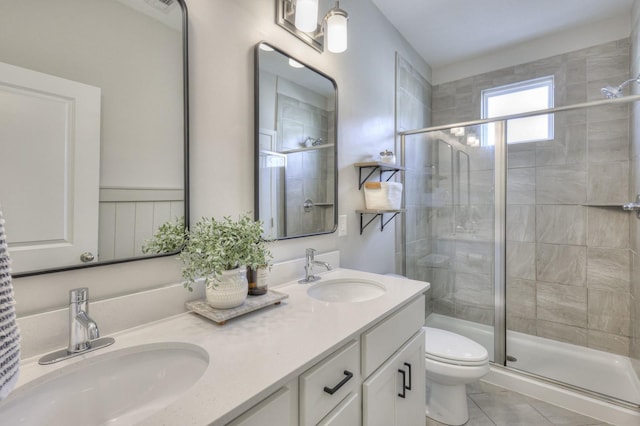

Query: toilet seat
424;327;489;366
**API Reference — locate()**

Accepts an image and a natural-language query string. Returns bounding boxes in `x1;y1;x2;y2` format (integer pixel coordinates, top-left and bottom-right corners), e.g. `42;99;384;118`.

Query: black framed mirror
254;42;337;240
0;0;189;276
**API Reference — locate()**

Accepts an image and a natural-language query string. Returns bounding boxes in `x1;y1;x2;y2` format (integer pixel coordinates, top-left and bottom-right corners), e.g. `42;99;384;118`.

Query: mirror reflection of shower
601;73;640;98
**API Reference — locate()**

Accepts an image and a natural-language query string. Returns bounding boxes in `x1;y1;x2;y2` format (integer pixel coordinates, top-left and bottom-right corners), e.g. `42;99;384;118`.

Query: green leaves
179;213;273;290
142;217;186;255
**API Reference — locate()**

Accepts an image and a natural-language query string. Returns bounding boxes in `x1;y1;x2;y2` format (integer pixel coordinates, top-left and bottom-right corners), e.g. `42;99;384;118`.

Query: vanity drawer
299;340;360;426
361;295;425;377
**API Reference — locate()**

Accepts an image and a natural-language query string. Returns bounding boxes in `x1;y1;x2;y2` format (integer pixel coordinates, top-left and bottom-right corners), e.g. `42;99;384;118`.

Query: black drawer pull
404;362;412;390
323;370;353;395
397;369;406;398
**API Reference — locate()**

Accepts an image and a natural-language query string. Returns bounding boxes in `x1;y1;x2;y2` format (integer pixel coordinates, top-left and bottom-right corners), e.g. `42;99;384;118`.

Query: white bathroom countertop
15;268;429;425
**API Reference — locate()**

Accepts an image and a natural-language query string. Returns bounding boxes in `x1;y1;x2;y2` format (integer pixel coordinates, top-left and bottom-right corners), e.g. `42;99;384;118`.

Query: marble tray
185;290;289;325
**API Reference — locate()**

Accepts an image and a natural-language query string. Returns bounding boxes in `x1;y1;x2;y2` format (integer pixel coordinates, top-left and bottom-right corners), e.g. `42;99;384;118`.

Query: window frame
481;75;555;146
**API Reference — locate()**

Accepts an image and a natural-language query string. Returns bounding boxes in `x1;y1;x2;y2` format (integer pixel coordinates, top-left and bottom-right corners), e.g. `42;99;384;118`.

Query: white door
258;128;282;238
0;61;101;272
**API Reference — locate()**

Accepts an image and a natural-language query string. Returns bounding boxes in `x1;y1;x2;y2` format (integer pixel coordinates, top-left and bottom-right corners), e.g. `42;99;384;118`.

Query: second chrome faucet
299;248;332;283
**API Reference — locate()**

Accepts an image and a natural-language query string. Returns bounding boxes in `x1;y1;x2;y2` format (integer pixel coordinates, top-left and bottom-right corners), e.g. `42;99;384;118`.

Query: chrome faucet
299;248;332;283
68;288;99;353
39;287;115;365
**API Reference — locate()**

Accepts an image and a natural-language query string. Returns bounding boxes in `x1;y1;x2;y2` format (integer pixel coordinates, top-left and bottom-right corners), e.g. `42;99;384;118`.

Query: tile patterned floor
425;381;612;426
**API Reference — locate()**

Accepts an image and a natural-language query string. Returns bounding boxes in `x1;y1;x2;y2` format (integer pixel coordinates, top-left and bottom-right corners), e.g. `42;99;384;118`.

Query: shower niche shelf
354;162;405;234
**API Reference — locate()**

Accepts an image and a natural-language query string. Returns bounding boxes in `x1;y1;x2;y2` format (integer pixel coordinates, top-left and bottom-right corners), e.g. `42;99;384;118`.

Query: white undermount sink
307;278;386;302
0;342;208;425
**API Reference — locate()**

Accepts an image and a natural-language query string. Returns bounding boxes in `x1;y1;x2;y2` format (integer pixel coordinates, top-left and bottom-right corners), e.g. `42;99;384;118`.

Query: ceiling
371;0;635;69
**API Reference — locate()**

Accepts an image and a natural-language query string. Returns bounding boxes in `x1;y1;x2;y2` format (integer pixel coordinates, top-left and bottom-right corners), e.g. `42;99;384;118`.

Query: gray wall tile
587;247;630;292
506;241;536;280
536;319;588;347
587;161;629;204
507;204;535;242
537;282;587;327
537;244;586;286
587;329;630;356
587;207;630;248
536;164;587;205
587;288;630;336
536;205;586;245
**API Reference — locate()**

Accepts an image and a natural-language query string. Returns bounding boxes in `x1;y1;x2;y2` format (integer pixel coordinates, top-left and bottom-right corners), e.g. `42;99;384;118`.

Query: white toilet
423;327;490;425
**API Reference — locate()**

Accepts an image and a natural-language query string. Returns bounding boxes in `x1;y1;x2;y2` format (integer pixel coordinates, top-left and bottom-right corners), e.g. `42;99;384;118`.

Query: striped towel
0;208;20;400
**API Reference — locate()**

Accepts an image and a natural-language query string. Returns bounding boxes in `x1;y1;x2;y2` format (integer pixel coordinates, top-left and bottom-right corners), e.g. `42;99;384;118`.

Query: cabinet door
362;329;425;426
226;387;292;426
362;359;396;426
395;330;426;426
318;392;361;426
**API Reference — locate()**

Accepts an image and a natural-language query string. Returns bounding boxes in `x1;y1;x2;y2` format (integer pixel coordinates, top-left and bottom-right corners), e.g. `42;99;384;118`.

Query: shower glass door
402;123;499;361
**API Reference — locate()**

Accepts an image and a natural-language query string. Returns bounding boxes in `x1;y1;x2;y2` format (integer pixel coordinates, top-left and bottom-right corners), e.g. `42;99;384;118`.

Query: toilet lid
423;327;489;366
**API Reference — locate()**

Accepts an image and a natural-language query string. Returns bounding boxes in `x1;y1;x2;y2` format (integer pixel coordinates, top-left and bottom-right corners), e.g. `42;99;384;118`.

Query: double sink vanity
2;269;429;425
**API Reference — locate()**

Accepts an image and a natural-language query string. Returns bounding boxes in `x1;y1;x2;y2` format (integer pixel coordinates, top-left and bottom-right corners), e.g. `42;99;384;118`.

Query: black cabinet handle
404;362;412;391
397;369;406;398
323;370;353;395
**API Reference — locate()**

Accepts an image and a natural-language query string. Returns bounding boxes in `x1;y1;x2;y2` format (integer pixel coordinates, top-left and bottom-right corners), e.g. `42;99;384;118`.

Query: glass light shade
326;13;348;53
288;58;304;68
294;0;319;33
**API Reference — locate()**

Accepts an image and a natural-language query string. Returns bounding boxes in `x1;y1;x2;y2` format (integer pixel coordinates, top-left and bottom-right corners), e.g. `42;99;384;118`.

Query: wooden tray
185;290;289;325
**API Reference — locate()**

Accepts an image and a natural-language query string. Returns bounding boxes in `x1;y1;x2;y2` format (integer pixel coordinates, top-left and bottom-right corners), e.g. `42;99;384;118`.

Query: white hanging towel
0;208;20;400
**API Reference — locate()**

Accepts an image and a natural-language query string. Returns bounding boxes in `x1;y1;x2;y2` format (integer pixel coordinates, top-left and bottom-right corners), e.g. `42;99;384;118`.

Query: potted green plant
142;217;186;255
181;213;273;309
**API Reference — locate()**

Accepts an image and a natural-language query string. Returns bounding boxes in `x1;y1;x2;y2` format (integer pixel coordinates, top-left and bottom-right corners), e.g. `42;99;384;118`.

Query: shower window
481;76;554;145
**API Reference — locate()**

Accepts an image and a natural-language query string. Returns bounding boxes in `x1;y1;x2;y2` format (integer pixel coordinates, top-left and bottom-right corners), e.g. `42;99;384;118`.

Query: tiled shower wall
630;0;640;378
429;39;633;356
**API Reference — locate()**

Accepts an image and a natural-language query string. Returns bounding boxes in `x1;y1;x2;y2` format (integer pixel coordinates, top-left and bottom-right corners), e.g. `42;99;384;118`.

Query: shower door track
490;362;640;411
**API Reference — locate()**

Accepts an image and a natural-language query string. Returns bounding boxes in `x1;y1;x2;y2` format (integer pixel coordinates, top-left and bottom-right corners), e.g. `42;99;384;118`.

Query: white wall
11;0;430;316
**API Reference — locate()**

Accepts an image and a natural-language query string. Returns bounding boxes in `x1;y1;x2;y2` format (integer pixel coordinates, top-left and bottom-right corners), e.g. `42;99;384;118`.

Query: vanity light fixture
294;0;319;32
277;0;349;53
324;1;348;53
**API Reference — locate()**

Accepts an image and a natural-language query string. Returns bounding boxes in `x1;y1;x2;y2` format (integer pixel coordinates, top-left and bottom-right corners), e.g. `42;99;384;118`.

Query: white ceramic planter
205;268;248;309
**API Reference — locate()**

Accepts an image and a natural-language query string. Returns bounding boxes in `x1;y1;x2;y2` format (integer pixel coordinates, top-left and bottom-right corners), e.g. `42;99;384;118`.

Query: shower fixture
601;74;640;99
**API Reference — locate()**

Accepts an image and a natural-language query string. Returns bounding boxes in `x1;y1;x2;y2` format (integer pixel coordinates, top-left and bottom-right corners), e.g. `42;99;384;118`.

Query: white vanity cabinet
225;294;426;426
361;295;426;426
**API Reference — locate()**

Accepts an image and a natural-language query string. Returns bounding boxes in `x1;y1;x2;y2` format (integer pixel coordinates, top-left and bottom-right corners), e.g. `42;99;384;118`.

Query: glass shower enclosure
401;95;640;408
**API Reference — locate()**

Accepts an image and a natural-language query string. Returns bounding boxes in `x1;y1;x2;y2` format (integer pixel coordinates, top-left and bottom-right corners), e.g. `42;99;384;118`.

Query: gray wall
428;39;633;357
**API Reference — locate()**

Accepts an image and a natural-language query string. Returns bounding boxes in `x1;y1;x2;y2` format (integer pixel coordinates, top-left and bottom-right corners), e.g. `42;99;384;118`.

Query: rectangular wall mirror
0;0;189;276
255;42;337;239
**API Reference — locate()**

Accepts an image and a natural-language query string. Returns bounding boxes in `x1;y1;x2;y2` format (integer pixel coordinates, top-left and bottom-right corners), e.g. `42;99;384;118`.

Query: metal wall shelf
354;162;405;234
356;209;406;234
353;161;405;189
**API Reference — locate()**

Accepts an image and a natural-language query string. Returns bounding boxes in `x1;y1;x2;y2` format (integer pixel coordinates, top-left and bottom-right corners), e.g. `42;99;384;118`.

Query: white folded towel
0;208;20;400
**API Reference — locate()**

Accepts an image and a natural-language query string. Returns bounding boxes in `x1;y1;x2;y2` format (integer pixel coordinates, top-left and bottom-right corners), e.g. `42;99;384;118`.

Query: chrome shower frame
399;93;640;411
